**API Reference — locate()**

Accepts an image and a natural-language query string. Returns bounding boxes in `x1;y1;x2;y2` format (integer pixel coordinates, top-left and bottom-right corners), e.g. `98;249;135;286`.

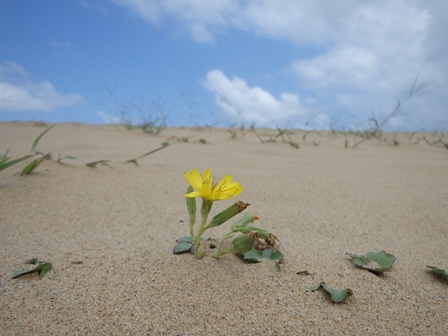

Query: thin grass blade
29;126;54;154
0;154;34;171
20;155;48;175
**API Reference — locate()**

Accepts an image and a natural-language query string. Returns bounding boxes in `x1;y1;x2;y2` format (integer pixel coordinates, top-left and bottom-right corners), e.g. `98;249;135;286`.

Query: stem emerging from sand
193;199;213;259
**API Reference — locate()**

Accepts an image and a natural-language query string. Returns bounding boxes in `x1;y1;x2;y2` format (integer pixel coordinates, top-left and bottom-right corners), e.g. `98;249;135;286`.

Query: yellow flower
184;168;242;201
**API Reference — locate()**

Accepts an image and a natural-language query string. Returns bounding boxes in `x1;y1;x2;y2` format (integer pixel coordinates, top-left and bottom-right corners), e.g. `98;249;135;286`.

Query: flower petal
184;190;202;198
184;169;203;190
184;169;242;201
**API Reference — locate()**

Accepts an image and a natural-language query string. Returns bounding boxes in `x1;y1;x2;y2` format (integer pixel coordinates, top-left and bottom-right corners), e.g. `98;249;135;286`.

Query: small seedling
346;251;396;274
309;281;353;303
11;258;53;279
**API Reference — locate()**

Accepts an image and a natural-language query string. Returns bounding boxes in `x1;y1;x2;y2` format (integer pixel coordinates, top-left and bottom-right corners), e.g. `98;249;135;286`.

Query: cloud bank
107;1;448;129
0;61;83;113
204;69;311;127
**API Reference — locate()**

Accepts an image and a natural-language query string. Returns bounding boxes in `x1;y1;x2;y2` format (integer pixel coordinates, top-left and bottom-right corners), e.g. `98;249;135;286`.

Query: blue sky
1;0;447;131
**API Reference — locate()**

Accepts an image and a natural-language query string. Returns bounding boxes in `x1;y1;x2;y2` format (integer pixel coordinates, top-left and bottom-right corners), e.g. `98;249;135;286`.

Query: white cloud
108;0;238;43
293;47;379;89
108;0;448;130
203;69;310;127
0;61;83;113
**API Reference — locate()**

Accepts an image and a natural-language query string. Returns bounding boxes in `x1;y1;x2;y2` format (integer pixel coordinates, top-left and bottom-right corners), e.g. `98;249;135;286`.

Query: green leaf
25;258;39;265
261;248;283;261
176;236;206;243
0;150;8;164
173;236;207;254
275;262;281;271
39;263;53;279
346;250;396;273
176;236;194;243
1;126;53;172
11;262;53;279
57;154;77;163
29;126;54;154
185;186;196;223
309;282;353;303
86;160;112;169
243;246;263;262
427;266;448;280
173;242;193;254
0;154;34;171
20;154;49;175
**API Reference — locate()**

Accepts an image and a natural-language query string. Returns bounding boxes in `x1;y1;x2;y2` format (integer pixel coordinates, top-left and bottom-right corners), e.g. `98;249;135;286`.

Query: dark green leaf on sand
243;246;284;271
309;282;353;303
262;248;283;261
173;242;193;254
173;236;206;254
25;258;39;265
346;250;396;274
243;246;263;262
176;236;195;243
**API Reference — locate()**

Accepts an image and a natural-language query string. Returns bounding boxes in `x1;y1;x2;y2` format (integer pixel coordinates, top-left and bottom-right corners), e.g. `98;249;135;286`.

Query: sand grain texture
1;122;447;335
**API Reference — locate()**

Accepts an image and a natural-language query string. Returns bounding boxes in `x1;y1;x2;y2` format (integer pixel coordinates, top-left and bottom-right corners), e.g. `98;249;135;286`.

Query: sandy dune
1;122;447;335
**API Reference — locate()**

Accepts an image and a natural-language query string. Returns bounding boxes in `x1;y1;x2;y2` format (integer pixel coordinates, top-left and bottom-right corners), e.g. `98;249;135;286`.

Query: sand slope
1;122;447;335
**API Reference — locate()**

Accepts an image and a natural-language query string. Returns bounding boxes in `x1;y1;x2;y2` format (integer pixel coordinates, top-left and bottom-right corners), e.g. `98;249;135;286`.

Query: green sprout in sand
175;168;281;263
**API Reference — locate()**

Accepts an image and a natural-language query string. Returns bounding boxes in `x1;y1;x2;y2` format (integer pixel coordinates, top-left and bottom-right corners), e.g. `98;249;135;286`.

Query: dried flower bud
205;201;250;229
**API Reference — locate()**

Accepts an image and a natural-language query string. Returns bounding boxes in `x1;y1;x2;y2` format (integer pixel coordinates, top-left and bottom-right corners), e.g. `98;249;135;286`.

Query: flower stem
193;198;213;259
213;228;236;258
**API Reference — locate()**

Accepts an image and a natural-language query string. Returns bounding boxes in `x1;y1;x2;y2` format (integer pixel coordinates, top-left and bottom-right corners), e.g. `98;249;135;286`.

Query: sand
0;121;447;335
